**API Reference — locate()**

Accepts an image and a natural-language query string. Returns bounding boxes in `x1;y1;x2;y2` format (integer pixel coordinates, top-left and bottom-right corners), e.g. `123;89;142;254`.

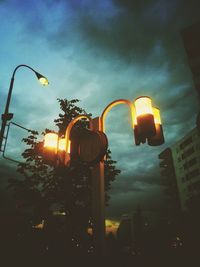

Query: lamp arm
11;64;37;79
5;65;39;115
100;99;136;132
64;115;92;165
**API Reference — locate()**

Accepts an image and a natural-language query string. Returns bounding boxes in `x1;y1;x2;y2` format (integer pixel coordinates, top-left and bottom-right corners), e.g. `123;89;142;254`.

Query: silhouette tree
8;99;120;252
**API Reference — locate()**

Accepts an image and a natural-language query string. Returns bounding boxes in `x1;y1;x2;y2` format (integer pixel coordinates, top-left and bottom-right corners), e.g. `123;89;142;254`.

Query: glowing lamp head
43;133;59;165
134;96;153;117
134;96;156;139
35;71;49;86
44;133;58;149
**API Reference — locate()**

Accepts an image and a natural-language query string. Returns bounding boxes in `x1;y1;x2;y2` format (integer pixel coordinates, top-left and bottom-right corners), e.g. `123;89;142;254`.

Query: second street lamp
0;64;49;153
42;96;164;256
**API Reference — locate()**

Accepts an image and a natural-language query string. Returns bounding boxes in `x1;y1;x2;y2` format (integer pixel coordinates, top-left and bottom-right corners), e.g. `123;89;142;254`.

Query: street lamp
42;96;164;256
0;64;49;152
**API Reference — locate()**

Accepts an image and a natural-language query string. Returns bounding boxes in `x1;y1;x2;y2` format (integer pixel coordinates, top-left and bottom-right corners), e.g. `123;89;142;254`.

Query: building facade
181;21;200;101
159;148;180;214
181;21;200;130
171;127;200;210
159;127;200;211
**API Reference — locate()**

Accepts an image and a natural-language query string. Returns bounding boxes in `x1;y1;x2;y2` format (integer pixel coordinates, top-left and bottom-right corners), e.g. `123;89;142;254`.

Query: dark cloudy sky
0;0;199;221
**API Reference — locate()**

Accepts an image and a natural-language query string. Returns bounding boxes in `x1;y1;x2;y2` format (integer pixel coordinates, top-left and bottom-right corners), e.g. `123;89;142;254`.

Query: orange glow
134;96;153;117
153;107;162;125
67;140;71;154
44;133;58;149
133;112;137;126
87;227;93;235
105;219;120;236
32;220;45;229
58;138;66;151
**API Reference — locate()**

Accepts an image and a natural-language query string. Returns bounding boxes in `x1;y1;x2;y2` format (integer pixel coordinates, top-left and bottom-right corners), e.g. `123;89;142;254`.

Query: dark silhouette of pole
0;64;48;152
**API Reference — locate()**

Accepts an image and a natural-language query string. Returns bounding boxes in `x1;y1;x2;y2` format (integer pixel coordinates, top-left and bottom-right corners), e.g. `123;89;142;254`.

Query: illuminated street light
0;64;49;153
42;96;164;256
134;96;156;139
35;71;49;86
44;132;58;150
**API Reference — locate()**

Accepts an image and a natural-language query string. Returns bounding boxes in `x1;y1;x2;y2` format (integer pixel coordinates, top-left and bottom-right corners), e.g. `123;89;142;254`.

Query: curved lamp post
43;96;164;256
0;64;49;152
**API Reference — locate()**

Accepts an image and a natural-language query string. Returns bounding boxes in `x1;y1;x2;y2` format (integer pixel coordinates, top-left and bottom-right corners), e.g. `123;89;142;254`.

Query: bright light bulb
39;77;49;86
134;96;153;117
44;133;58;149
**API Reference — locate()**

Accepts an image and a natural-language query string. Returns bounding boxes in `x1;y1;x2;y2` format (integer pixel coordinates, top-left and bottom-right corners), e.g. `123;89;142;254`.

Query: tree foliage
8;99;121;245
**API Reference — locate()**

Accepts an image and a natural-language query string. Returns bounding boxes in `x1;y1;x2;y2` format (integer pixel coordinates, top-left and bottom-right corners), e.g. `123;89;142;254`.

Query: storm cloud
0;0;199;220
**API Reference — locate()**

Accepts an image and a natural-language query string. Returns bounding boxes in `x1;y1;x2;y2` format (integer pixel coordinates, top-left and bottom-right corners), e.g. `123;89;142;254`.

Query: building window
185;168;199;181
180;137;193;150
181;146;194;160
196;144;200;150
187;180;200;193
183;157;197;170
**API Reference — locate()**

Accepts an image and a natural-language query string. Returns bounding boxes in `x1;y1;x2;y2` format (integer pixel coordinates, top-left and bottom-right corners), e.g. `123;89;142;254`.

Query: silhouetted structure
132;206;144;254
181;21;200;129
159;127;200;212
159;148;180;216
181;21;200;101
117;214;132;248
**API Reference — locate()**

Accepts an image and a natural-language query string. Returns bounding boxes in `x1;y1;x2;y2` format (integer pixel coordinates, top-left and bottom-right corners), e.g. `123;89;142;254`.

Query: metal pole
0;64;48;152
90;117;106;257
0;77;14;151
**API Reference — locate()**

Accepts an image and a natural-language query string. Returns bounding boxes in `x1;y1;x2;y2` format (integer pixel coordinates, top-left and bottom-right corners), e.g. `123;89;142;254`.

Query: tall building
181;21;200;130
159;127;200;211
159;148;180;214
181;21;200;101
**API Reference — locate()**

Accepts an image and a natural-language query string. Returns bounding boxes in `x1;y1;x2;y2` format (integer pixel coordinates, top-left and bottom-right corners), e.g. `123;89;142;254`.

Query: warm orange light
133;113;137;126
32;220;45;229
87;227;93;235
134;96;153;116
105;219;120;236
153;107;162;125
67;140;71;154
44;133;58;149
58;138;66;151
